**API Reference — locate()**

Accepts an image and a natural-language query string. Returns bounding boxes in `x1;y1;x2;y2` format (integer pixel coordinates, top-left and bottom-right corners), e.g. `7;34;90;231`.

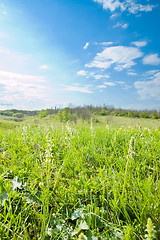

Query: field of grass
0;117;160;239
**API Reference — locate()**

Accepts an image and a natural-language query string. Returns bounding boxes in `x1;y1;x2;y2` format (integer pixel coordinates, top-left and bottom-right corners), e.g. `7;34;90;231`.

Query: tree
55;108;71;122
39;110;48;118
151;112;159;119
63;108;71;121
139;112;150;118
55;110;63;122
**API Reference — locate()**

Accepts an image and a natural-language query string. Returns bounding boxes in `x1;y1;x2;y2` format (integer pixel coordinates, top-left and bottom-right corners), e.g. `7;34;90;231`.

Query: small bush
99;110;109;116
39;110;48;118
12;113;24;118
55;108;72;122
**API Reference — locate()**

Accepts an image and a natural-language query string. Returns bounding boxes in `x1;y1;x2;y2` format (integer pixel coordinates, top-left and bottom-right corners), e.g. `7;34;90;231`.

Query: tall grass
0;122;159;239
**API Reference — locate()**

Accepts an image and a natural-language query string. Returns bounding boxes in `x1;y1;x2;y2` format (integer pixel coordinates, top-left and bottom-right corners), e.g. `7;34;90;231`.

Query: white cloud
97;85;107;89
0;70;49;103
104;81;116;86
132;41;147;47
85;46;143;70
93;0;126;12
127;70;137;76
77;70;88;76
135;71;160;100
127;72;137;76
115;81;131;89
92;74;110;79
110;13;119;18
100;42;113;46
128;1;154;14
83;42;89;50
144;70;159;76
116;81;125;84
143;54;160;66
114;22;128;29
77;70;110;80
40;65;50;69
86;60;112;69
122;23;128;29
94;41;113;46
93;0;154;14
64;85;92;93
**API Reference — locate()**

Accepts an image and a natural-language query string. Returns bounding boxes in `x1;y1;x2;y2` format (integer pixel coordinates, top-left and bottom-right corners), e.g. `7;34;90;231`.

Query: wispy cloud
135;71;160;100
93;0;155;14
143;53;160;66
116;81;131;89
97;85;107;89
127;70;137;76
144;70;159;76
110;13;119;19
83;42;89;50
77;70;88;76
0;71;49;103
114;22;128;29
40;65;50;69
93;74;110;79
104;81;116;86
100;42;113;46
64;85;92;93
85;46;143;71
132;41;147;47
77;70;110;80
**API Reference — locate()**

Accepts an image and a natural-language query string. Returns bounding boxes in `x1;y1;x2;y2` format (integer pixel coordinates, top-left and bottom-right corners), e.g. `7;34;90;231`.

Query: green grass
0;118;160;239
94;115;160;129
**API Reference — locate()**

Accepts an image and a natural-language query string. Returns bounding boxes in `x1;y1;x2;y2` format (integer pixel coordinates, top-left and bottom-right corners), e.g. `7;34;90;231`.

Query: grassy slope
0;117;160;239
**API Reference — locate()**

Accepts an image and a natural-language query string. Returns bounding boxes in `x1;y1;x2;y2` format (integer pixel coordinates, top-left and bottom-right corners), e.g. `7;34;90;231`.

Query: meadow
0;115;160;239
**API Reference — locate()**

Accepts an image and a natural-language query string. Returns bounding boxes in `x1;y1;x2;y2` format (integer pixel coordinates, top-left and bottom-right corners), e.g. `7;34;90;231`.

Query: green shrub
140;112;150;118
39;110;48;118
55;108;71;122
12;113;24;118
151;113;159;119
99;110;109;116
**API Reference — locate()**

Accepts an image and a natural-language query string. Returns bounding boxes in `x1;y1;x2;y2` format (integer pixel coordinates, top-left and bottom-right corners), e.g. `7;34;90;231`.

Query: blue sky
0;0;160;110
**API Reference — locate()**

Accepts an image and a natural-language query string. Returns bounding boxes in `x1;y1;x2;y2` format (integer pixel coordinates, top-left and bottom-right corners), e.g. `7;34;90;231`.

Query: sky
0;0;160;110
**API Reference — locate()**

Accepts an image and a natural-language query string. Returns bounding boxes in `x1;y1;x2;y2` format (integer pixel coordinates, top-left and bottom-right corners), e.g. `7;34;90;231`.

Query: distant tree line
44;105;160;121
0;105;160;121
0;109;38;117
97;108;160;119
